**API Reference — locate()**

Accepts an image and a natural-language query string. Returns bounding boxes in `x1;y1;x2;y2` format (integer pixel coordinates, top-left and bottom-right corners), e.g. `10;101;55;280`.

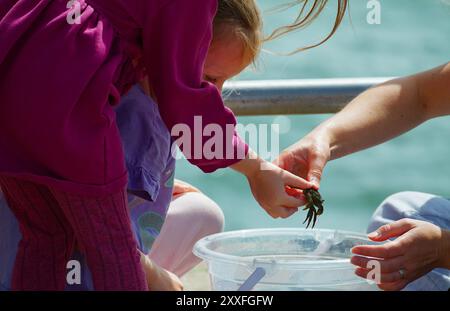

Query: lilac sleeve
89;0;249;172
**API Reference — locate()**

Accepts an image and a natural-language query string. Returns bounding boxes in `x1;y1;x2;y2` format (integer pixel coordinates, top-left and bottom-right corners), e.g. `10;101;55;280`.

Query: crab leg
303;207;314;229
311;209;318;228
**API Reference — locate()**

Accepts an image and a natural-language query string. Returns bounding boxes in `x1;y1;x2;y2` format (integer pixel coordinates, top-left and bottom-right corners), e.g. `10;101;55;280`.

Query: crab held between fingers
302;188;324;229
285;186;325;229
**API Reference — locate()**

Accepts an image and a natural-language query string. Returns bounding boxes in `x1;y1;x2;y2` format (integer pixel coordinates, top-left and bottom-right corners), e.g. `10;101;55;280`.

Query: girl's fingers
351;255;405;274
367;219;415;241
284;186;307;203
278;206;299;219
352;240;404;259
284;185;302;197
281;169;315;190
280;193;306;208
267;206;298;219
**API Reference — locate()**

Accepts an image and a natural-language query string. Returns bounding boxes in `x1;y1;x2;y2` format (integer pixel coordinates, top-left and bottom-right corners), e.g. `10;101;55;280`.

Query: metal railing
223;77;392;116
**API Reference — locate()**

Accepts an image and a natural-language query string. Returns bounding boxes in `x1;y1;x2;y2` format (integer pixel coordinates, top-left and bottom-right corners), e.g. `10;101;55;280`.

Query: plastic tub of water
194;228;379;291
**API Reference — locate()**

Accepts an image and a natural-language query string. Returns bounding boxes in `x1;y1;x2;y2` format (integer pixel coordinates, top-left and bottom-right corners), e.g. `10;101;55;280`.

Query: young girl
0;0;345;290
1;0;272;290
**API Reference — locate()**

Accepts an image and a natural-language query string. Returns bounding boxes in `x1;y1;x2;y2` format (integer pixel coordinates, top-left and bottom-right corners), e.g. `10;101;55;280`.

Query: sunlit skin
203;26;251;92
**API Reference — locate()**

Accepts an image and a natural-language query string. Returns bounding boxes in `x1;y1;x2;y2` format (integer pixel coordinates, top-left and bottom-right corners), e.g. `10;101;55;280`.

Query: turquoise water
175;0;450;233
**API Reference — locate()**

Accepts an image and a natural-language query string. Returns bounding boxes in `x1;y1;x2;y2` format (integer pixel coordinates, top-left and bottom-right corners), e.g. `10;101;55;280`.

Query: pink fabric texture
0;175;147;290
0;0;248;196
148;192;225;277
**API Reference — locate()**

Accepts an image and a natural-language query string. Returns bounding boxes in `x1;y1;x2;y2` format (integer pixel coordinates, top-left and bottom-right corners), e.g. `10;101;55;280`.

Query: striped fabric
0;176;147;290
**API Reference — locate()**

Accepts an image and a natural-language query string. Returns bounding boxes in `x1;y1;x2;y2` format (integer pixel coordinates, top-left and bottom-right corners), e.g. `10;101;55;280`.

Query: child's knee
198;194;224;234
176;192;224;235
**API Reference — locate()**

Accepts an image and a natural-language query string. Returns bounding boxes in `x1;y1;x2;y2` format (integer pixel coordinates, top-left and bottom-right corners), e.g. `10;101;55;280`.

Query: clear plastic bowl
193;228;379;291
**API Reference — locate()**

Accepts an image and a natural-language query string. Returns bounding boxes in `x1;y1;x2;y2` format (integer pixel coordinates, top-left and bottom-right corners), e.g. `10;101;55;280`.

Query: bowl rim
193;228;374;269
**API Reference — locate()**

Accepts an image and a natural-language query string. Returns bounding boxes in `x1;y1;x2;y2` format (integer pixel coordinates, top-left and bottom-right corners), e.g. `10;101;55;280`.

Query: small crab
285;186;325;228
302;188;324;229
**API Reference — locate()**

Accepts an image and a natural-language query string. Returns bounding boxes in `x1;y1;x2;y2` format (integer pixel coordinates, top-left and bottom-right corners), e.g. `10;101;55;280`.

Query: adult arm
275;62;450;186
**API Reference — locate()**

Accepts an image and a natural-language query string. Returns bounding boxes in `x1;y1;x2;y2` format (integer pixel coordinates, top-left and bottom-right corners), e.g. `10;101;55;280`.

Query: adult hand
351;218;450;291
274;130;331;188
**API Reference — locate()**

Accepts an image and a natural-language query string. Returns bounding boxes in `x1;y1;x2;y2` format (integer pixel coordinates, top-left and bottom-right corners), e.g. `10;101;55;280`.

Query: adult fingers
351;255;405;274
306;149;328;188
367;219;416;242
354;267;408;285
280;169;315;190
352;240;404;259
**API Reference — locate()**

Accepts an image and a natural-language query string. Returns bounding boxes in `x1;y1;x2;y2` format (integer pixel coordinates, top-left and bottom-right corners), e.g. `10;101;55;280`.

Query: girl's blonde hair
266;0;349;54
213;0;263;66
214;0;348;62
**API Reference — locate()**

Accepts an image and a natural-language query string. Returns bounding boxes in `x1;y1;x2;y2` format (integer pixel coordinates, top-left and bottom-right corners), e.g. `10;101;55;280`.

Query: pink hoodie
0;0;247;195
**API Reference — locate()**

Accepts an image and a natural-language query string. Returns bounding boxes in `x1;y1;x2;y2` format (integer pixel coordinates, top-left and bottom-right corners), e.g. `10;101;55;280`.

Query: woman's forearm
316;75;426;160
314;63;450;160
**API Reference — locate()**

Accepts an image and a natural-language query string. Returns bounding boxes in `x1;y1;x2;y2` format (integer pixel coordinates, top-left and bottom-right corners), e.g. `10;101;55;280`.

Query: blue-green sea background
176;0;450;233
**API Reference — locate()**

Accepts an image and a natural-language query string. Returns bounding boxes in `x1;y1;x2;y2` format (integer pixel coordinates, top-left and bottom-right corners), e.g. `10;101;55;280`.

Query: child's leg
0;176;75;290
148;192;224;277
51;188;147;290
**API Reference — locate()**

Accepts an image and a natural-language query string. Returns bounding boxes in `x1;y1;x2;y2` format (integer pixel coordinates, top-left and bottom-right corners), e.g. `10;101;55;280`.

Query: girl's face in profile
203;27;251;92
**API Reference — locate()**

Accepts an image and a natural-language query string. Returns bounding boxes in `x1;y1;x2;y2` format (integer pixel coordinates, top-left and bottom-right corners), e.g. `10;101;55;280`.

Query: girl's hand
232;149;315;218
351;219;450;291
140;253;184;291
248;161;314;218
274;131;331;189
172;179;201;197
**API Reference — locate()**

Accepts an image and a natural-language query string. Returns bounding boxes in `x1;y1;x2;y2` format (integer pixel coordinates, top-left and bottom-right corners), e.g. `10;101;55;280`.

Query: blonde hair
213;0;348;62
213;0;263;66
266;0;349;54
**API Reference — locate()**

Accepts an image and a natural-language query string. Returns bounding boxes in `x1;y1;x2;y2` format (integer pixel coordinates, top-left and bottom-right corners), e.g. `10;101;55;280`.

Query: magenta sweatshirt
0;0;248;195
